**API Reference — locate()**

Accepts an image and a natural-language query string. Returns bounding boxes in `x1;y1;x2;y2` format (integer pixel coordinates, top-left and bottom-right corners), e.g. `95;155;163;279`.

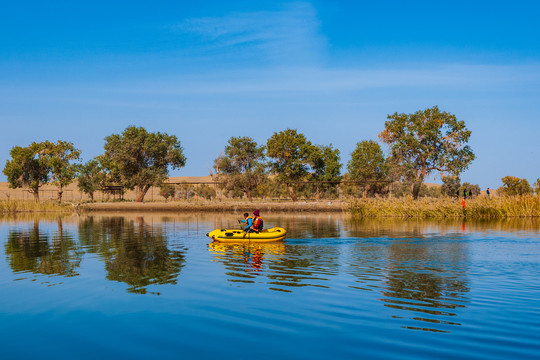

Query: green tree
159;183;176;200
459;182;481;197
255;178;288;200
98;126;186;202
379;106;475;199
308;144;342;199
441;175;461;197
77;159;106;202
534;178;540;195
266;129;313;201
347;140;388;198
420;184;442;198
500;176;533;195
44;140;81;203
214;136;266;201
198;184;216;200
3;142;50;201
517;179;533;195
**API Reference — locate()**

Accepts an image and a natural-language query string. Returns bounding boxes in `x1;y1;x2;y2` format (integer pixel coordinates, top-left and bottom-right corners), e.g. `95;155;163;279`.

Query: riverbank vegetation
3;106;538;209
0;200;73;214
1;194;539;219
347;195;540;218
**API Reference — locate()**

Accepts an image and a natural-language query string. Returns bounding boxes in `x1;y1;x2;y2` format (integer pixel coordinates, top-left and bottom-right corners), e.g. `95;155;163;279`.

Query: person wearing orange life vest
247;209;264;234
239;212;254;231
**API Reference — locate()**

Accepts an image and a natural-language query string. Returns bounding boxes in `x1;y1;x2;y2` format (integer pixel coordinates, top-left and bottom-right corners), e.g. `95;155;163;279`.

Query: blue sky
1;0;539;188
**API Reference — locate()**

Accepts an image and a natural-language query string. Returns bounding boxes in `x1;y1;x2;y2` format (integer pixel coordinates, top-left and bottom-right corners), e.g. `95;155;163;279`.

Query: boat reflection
208;242;286;279
2;212;484;332
207;239;341;293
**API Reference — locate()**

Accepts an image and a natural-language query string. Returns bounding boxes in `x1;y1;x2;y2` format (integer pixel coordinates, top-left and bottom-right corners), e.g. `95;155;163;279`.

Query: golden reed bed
346;195;540;218
1;195;539;218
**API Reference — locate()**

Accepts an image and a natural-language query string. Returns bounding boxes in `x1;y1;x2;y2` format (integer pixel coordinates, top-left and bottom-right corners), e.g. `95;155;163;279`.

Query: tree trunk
57;185;63;204
412;181;422;200
413;168;426;200
32;188;39;202
57;218;63;239
412;166;427;200
287;184;298;202
246;188;252;202
89;192;94;202
362;186;368;199
136;184;151;202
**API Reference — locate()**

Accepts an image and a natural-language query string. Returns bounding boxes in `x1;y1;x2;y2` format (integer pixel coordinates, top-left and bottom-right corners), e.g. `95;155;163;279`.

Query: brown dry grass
0;176;214;202
81;200;345;213
347;195;540;218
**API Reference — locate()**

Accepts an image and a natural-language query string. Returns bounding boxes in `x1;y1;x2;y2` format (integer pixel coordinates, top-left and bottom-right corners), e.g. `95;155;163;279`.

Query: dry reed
346;195;540;219
0;200;73;213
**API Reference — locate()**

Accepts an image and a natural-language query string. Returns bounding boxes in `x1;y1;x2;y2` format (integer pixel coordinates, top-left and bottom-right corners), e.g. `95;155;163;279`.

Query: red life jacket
252;216;264;231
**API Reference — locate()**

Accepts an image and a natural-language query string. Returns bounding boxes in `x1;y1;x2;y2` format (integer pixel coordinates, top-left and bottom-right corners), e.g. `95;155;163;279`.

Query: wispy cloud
175;2;326;65
97;63;540;98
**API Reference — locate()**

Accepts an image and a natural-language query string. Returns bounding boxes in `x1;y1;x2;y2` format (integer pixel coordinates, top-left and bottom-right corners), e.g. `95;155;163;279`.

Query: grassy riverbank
80;200;344;213
346;195;540;218
0;200;73;213
2;196;540;218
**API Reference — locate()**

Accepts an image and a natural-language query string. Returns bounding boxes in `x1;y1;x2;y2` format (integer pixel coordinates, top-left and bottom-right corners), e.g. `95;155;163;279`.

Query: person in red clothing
248;209;264;233
461;197;466;209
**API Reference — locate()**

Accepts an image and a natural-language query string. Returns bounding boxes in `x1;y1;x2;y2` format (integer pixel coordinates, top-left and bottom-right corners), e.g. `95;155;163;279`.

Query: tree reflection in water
344;218;470;333
78;216;186;294
5;218;81;278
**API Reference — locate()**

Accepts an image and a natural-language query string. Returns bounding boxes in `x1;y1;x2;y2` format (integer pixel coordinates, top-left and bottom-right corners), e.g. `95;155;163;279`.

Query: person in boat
239;212;253;231
247;209;264;234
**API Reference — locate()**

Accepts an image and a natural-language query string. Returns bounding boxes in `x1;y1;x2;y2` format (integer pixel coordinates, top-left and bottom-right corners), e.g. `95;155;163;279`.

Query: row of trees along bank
214;106;475;201
9;106;533;203
3;127;185;202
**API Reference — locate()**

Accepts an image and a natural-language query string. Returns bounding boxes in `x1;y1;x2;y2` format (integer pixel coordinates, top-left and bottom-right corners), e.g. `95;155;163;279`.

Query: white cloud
175;2;326;65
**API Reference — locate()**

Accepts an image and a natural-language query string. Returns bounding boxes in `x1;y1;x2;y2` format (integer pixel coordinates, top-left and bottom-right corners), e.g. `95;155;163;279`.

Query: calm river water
1;213;539;359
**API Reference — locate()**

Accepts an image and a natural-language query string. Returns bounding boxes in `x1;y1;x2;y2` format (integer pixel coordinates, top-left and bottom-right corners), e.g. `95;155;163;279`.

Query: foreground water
1;213;539;359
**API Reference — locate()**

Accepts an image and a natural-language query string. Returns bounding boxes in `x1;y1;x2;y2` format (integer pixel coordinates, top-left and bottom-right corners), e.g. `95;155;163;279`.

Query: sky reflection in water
1;213;539;359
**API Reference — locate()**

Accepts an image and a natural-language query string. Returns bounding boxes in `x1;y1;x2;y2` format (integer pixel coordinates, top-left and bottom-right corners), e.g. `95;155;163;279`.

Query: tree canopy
266;129;314;201
3;142;50;201
44;140;81;202
307;144;342;199
500;176;533;195
441;175;461;197
214;136;266;201
459;182;481;197
77;159;106;201
379;106;475;199
98;126;186;202
347;140;388;198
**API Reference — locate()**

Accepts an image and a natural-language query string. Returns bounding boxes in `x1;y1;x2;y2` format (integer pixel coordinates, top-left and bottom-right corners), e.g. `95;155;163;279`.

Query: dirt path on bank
81;200;346;213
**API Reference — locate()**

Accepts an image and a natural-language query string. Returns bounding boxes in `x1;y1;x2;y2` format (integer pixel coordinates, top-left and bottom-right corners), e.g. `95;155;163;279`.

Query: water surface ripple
1;213;539;359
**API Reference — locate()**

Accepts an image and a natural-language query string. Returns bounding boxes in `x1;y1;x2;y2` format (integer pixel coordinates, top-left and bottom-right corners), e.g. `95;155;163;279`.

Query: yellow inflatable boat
206;227;286;243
